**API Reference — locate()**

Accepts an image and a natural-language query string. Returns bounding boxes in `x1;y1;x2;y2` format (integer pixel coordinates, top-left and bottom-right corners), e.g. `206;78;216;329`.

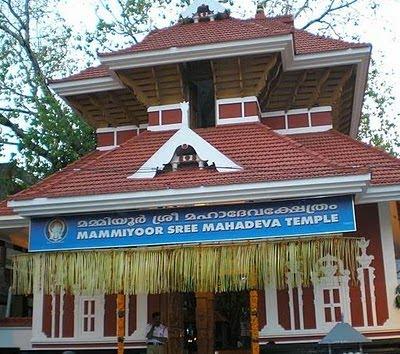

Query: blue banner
29;195;356;252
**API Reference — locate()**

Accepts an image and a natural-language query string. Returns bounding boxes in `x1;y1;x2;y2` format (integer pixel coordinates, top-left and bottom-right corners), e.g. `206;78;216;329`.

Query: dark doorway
183;60;216;128
215;291;251;352
183;292;197;353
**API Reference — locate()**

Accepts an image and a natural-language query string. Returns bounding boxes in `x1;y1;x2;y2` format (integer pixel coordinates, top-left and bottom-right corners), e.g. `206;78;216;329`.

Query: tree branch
302;0;359;30
0;107;36;115
0;112;53;163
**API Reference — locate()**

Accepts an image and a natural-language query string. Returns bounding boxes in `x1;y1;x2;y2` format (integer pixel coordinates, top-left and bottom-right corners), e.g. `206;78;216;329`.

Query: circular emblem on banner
45;218;67;243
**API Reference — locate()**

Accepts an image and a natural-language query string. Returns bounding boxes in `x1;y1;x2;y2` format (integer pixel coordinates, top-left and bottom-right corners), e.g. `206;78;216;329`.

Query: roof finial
180;102;190;129
180;1;227;23
255;2;266;20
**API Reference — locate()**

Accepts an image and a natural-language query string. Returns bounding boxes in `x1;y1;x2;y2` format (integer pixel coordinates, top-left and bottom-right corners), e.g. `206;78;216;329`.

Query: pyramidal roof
319;322;371;344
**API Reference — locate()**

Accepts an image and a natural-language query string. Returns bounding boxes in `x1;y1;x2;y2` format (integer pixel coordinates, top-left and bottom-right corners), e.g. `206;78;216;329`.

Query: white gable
128;102;242;179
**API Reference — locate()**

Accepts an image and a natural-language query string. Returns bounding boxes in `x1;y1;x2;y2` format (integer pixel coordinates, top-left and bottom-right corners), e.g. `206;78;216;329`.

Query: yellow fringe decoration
12;236;360;295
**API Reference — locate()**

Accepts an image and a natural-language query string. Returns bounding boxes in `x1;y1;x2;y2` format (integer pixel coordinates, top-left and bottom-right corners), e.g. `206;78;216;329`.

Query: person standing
146;312;168;354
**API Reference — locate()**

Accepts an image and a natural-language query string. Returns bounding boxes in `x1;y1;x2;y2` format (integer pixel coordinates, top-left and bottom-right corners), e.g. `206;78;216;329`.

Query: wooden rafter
68;98;95;123
255;54;278;94
88;94;113;125
210;60;218;97
117;72;151;106
262;61;284;108
288;71;308;109
237;57;244;94
151;67;160;103
108;93;139;125
307;69;331;107
331;67;354;106
176;64;186;100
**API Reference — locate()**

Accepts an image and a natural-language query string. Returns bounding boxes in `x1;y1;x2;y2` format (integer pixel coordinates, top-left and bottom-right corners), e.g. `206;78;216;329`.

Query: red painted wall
261;116;285;130
117;130;137;145
348;203;389;326
244;102;259;117
277;289;291;330
302;287;316;329
147;294;162;323
63;294;74;337
219;103;242;119
97;132;114;147
311;111;332;126
42;294;52;337
162;109;182;125
287;113;308;128
104;294;117;337
128;295;137;336
148;112;159;126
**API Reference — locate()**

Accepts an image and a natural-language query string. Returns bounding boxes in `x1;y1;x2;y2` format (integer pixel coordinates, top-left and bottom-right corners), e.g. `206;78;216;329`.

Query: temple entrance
178;292;251;354
215;292;251;353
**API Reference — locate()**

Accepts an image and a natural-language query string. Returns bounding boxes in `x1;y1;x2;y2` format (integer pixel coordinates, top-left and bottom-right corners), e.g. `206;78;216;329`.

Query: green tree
358;60;400;156
0;0;95;191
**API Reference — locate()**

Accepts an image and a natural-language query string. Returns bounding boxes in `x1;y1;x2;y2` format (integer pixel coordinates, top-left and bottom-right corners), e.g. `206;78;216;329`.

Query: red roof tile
293;30;369;54
10;124;367;201
55;16;369;84
0;199;15;216
99;16;368;57
292;130;400;185
99;17;292;57
50;65;111;83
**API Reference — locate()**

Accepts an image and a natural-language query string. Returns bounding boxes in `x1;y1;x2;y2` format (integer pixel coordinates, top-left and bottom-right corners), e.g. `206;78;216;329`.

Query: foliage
358;59;400;156
0;0;95;188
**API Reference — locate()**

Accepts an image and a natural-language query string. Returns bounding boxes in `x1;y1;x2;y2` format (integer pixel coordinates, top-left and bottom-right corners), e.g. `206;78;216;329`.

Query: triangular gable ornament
128;102;242;179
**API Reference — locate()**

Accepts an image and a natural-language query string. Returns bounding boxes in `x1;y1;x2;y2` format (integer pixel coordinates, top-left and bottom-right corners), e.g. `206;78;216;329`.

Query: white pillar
260;285;284;335
128;293;148;339
31;288;47;341
378;202;400;327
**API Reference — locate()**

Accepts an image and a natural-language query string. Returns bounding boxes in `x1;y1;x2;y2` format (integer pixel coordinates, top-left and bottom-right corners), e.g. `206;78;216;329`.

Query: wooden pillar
166;293;184;354
117;293;125;354
196;292;214;354
250;290;260;354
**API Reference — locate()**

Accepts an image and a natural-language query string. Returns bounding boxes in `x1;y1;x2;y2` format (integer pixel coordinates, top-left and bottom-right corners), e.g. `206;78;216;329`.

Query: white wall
0;327;33;350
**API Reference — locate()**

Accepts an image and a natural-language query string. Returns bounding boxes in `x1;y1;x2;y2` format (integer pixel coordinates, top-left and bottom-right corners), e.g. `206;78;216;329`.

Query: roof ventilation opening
170;144;208;172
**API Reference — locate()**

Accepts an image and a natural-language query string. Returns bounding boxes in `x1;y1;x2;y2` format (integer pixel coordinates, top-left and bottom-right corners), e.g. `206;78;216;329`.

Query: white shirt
145;323;168;344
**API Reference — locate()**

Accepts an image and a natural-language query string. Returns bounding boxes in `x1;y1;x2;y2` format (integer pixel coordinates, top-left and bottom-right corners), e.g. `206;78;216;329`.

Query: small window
76;296;104;338
322;288;342;323
82;299;96;333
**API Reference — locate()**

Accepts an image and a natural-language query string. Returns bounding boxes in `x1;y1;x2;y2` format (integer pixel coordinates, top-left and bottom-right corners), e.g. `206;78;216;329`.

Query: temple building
1;1;400;353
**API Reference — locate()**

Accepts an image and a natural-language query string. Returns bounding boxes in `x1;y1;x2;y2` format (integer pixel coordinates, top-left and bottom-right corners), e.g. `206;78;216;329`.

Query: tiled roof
292;130;400;185
50;65;111;83
55;16;369;84
9;124;367;202
99;16;368;57
99;17;292;56
293;30;369;55
3;125;400;215
0;198;15;216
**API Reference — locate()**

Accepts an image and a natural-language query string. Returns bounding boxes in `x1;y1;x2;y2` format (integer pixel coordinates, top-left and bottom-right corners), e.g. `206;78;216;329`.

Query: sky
1;0;400;161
